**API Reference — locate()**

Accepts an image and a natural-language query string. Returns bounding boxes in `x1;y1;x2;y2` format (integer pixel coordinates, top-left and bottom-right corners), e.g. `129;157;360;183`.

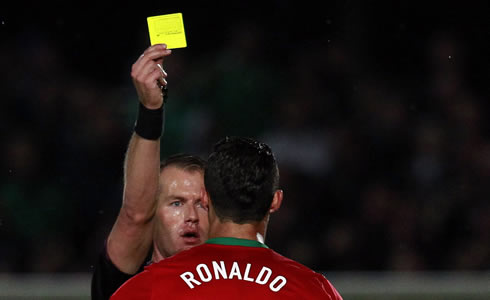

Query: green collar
205;237;269;248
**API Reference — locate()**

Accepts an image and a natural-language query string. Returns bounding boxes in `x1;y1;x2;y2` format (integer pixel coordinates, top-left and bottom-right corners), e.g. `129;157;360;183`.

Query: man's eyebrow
166;195;187;202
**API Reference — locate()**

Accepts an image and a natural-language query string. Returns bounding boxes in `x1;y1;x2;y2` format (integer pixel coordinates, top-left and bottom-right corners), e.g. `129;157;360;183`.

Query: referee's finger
138;60;162;82
133;50;171;75
133;45;171;74
133;44;163;66
142;44;171;62
146;67;165;89
139;44;166;62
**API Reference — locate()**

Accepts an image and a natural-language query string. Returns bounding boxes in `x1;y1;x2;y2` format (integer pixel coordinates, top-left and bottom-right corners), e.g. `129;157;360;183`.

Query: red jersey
111;237;342;299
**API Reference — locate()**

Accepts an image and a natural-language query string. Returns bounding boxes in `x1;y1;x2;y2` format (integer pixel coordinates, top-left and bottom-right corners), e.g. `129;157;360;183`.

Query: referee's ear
269;189;283;214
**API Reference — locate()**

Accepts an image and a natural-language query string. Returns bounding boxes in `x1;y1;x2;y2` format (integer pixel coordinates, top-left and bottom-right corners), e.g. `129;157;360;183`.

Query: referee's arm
107;44;171;274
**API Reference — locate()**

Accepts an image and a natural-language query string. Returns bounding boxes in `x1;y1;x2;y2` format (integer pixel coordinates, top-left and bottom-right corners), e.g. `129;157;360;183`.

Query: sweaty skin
152;166;208;261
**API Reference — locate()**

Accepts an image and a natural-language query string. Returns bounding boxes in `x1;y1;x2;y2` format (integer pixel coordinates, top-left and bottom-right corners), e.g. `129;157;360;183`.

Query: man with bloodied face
151;156;209;262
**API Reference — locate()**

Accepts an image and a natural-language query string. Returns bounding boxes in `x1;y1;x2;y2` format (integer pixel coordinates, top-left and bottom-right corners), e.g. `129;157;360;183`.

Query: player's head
152;153;209;261
204;136;282;225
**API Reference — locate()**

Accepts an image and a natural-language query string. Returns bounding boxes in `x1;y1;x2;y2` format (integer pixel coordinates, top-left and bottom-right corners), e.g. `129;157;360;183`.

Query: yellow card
147;13;187;49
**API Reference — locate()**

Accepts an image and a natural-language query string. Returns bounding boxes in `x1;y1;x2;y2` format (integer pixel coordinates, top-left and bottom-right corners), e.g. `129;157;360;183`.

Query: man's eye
171;201;182;207
196;202;207;210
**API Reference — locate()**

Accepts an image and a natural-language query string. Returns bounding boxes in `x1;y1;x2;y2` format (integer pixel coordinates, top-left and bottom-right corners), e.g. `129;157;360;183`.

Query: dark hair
160;153;206;173
205;136;280;223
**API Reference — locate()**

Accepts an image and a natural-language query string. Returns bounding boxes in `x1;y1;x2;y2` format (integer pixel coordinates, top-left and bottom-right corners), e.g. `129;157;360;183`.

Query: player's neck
208;218;268;243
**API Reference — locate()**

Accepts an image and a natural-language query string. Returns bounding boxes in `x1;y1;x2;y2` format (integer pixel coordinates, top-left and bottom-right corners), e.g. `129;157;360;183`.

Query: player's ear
269;189;283;214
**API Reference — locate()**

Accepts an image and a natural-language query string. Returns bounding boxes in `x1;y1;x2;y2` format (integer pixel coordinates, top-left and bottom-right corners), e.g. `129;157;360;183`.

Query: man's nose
185;204;198;223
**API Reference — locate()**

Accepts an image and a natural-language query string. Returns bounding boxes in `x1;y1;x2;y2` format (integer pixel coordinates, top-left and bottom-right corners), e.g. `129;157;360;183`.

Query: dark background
1;1;489;273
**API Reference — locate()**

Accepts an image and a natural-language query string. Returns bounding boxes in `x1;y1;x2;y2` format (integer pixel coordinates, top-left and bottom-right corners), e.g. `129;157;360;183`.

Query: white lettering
180;262;288;292
212;261;228;279
229;262;242;280
269;276;287;292
180;272;201;289
243;263;254;282
196;264;212;282
255;266;272;284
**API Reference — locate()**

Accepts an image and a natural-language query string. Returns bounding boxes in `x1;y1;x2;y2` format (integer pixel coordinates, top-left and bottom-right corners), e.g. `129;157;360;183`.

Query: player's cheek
171;208;184;224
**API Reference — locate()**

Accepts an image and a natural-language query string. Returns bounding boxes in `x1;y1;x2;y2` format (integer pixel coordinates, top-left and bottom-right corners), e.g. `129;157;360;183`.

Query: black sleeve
91;243;142;300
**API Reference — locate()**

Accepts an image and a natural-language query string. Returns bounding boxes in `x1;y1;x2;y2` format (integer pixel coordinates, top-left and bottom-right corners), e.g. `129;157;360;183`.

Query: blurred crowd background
1;1;489;273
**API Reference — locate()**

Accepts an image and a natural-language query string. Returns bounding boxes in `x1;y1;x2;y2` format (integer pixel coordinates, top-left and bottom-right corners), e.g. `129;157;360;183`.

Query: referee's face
153;166;209;260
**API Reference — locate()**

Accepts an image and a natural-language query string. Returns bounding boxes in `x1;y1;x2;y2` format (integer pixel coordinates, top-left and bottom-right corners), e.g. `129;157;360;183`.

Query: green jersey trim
205;237;269;248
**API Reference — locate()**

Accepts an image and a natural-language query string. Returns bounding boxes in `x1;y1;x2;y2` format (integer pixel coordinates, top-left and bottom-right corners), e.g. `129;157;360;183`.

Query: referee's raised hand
131;44;171;109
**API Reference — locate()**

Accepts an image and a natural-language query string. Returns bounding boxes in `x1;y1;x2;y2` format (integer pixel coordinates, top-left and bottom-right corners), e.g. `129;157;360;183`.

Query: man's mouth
181;231;201;244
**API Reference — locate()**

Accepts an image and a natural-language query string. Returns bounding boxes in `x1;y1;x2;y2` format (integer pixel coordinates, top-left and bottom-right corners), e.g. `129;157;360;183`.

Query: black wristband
134;102;165;140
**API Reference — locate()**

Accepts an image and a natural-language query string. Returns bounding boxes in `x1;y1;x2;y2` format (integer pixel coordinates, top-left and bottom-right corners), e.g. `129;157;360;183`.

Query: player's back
145;237;342;299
